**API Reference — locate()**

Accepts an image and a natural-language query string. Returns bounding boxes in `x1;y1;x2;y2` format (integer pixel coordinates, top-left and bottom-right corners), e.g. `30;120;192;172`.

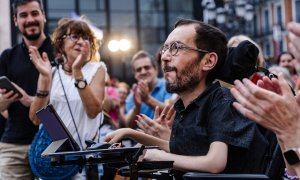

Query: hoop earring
55;54;68;65
62;54;68;64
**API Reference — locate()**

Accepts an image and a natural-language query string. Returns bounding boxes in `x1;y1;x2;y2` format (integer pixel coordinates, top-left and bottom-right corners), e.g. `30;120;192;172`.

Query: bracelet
284;168;299;180
36;90;49;98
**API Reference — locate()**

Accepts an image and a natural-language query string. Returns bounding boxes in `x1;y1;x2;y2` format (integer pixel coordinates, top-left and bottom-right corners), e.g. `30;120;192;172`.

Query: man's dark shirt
0;114;5;138
170;82;268;179
0;36;54;144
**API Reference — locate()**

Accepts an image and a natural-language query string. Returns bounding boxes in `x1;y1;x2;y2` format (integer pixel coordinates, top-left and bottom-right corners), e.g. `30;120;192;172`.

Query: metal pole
135;0;141;50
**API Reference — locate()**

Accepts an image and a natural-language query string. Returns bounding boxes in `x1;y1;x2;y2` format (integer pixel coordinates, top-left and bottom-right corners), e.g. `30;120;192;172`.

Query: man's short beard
23;32;41;41
165;58;202;94
166;74;200;93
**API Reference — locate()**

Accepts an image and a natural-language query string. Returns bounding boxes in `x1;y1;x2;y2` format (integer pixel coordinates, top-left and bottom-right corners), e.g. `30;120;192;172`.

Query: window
296;1;300;22
276;5;282;27
264;10;269;34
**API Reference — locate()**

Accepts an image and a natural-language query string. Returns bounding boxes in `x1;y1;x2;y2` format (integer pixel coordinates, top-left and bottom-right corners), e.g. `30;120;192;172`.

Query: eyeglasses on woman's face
160;41;209;56
63;34;90;42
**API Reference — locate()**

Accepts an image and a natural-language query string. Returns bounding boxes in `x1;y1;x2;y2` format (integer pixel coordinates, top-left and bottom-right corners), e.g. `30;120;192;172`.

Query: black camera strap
56;66;84;150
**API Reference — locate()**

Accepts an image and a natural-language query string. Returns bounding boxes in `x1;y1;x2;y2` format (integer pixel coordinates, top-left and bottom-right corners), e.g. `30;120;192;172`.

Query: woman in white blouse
29;17;106;152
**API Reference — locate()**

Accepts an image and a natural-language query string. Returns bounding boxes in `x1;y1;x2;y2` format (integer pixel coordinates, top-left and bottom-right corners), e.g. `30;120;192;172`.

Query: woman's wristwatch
74;78;87;89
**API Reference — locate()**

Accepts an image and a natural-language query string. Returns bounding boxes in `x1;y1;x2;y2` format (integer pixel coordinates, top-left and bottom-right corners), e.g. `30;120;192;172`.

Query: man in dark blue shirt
0;0;54;179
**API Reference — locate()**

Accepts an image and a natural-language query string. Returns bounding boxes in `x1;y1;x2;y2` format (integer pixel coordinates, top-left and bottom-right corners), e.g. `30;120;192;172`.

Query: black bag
216;40;259;84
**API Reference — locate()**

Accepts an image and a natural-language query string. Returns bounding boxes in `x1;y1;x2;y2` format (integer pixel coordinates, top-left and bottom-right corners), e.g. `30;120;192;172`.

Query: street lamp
108;38;132;81
108;39;131;52
203;0;254;37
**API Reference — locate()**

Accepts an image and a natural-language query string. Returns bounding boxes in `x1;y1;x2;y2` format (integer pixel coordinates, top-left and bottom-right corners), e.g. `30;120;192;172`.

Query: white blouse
50;61;106;149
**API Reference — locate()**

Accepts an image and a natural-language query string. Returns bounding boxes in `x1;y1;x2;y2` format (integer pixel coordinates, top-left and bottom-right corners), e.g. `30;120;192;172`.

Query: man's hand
132;83;142;108
0;82;34;110
142;149;167;161
138;80;151;102
287;22;300;62
0;88;19;111
11;83;33;107
230;74;300;146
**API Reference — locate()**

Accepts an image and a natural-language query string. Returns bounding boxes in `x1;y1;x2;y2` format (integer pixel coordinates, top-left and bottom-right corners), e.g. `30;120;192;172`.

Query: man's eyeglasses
63;34;90;42
160;41;210;56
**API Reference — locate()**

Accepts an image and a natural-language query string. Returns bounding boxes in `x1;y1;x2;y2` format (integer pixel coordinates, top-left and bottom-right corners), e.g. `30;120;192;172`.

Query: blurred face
161;24;205;93
14;1;46;41
62;33;91;62
118;86;129;103
279;54;295;74
133;57;158;84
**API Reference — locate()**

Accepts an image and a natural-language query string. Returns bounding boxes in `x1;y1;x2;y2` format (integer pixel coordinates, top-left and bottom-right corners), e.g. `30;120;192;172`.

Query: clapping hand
230;74;300;143
136;105;175;140
137;80;150;102
287;22;300;62
29;46;51;77
72;42;90;72
132;83;142;108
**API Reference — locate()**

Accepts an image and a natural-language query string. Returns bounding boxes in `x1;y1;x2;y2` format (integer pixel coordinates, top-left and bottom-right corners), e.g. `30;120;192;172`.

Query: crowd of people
1;0;300;180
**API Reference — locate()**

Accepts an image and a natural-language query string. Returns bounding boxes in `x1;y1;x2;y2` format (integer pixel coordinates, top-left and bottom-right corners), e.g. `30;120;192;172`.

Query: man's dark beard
165;59;201;93
23;22;41;40
24;32;41;40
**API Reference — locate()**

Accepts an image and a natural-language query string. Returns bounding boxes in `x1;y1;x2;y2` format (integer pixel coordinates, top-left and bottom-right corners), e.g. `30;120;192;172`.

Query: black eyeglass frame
160;41;210;56
62;34;90;42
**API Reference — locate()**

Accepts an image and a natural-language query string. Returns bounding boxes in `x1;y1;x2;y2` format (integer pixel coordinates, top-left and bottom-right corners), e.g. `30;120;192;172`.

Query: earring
54;54;68;65
62;54;67;64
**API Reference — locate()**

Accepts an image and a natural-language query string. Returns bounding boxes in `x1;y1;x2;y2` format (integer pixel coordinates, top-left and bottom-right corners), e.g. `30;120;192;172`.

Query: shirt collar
174;82;221;113
21;35;52;51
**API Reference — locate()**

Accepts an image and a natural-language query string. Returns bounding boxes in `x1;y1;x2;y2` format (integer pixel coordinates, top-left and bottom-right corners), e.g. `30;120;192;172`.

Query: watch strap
284;148;300;165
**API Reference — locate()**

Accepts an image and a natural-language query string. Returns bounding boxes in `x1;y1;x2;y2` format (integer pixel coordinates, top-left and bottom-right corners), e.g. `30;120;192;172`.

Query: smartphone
0;76;23;98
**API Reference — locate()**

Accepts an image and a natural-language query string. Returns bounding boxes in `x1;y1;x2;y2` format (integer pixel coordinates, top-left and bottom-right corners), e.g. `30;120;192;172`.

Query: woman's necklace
62;65;72;75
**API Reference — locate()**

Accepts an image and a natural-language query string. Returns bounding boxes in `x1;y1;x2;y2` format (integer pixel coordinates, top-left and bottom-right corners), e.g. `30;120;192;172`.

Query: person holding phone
0;0;54;179
0;76;24;99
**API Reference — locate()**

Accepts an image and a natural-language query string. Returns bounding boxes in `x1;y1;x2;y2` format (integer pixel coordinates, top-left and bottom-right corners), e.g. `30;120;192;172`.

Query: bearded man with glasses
105;19;267;179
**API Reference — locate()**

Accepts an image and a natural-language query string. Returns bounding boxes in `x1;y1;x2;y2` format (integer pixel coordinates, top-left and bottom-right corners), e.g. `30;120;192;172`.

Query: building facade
14;0;197;83
1;0;300;81
251;0;299;64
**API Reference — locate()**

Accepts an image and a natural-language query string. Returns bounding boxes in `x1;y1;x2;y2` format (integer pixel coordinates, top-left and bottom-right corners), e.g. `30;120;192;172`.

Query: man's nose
161;50;172;62
26;15;35;22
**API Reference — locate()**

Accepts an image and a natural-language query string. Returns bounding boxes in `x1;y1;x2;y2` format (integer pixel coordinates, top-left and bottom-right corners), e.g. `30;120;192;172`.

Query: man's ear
202;52;218;71
13;16;18;27
43;13;47;23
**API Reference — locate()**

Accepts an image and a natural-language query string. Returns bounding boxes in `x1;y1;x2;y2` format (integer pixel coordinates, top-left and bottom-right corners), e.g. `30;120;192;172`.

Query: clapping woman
29;17;106;179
